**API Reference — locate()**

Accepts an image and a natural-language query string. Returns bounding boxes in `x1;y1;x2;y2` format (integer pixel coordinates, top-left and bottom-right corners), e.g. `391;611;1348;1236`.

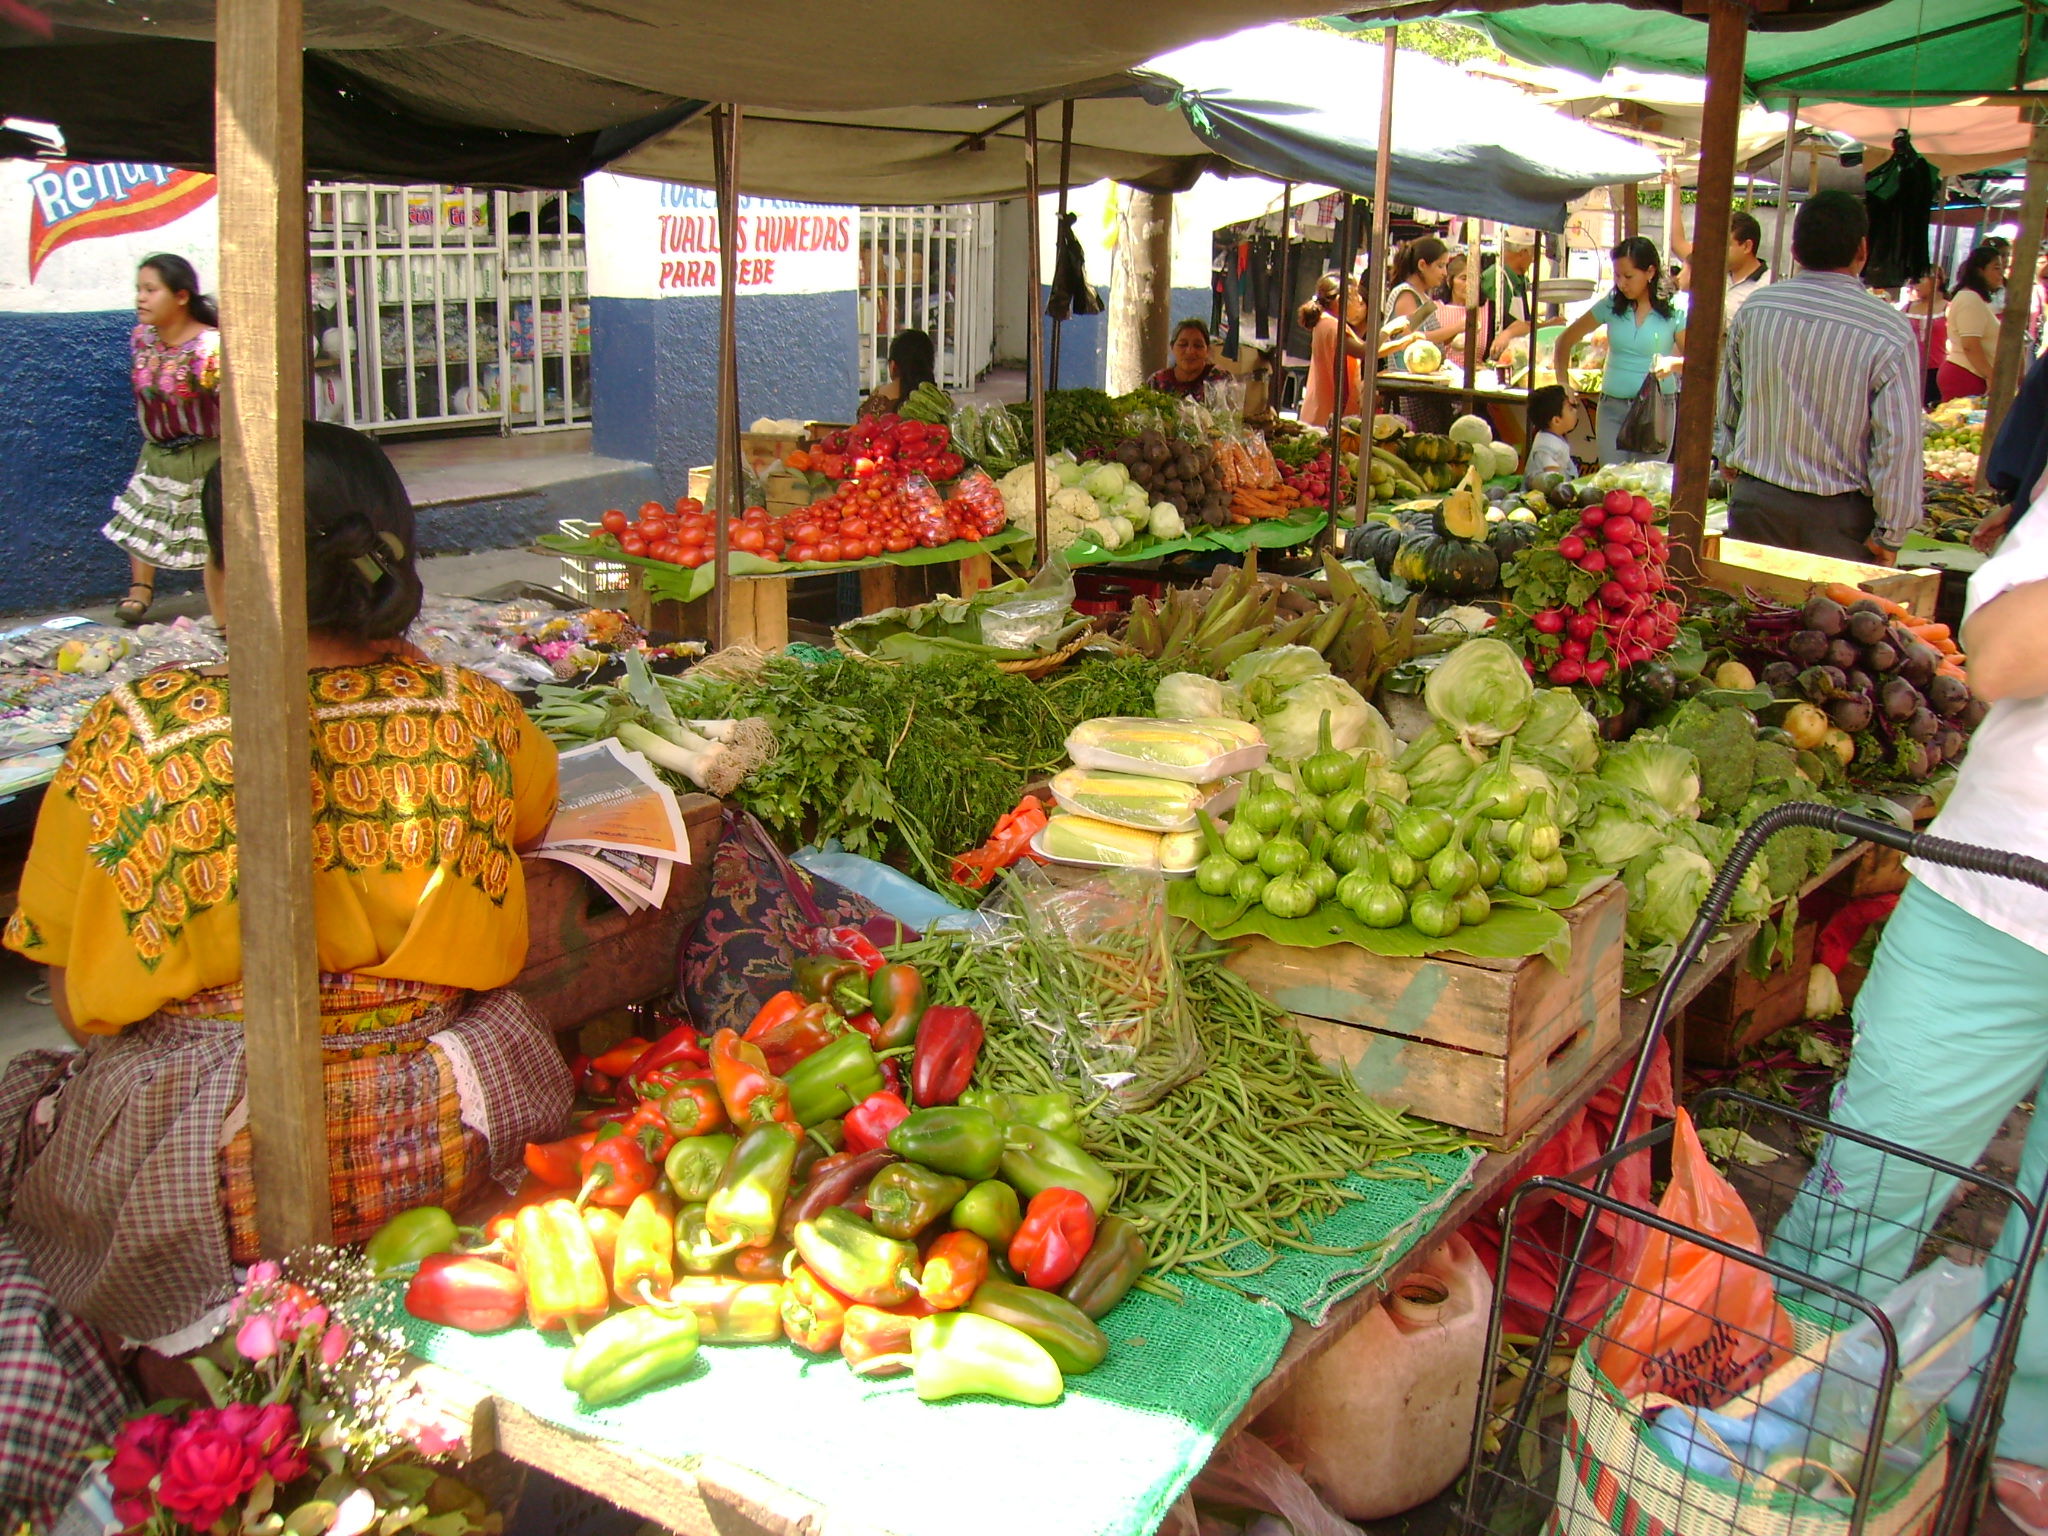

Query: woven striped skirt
102;436;220;570
0;977;571;1348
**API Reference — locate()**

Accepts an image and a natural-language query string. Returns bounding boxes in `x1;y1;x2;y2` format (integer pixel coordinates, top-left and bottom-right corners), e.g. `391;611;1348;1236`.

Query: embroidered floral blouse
132;322;222;443
4;661;559;1031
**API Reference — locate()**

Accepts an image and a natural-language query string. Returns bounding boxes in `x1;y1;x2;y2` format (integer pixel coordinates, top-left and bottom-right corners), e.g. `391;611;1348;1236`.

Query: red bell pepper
843;1091;910;1156
710;1028;796;1129
624;1022;710;1086
638;1070;728;1139
524;1131;596;1189
911;1006;983;1108
918;1230;989;1311
781;1264;855;1353
581;1204;624;1270
1010;1187;1096;1290
405;1254;526;1334
590;1036;653;1079
742;990;808;1041
839;1304;918;1375
818;925;888;975
626;1102;677;1165
878;1057;904;1099
745;1001;843;1075
576;1122;657;1209
733;1238;794;1281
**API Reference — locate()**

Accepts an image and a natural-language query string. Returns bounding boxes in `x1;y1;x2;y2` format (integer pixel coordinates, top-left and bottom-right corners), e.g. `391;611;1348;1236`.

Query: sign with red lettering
586;176;857;301
27;162;217;280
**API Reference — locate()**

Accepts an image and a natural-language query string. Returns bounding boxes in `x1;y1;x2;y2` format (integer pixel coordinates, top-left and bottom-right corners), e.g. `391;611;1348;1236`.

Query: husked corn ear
1039;813;1200;873
1066;717;1252;768
1049;768;1229;832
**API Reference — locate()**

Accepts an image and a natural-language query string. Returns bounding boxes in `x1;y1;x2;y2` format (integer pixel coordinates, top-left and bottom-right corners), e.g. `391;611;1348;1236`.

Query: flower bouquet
94;1254;499;1536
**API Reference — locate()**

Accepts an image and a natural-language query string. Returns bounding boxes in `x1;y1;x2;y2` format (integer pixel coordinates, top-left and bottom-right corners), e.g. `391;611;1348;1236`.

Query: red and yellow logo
28;162;216;279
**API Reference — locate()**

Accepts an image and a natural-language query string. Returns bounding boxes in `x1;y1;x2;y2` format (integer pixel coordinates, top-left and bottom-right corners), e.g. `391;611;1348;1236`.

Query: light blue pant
1771;880;2048;1462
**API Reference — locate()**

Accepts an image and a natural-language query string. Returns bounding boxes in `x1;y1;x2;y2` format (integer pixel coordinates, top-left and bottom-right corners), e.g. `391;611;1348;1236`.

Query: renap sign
28;162;216;279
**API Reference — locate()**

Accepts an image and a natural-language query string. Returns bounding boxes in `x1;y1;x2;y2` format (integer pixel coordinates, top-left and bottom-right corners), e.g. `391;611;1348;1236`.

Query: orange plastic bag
1593;1109;1795;1407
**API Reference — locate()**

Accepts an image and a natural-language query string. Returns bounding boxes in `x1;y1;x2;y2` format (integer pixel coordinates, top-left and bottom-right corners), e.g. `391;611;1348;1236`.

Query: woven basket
993;631;1101;678
1549;1311;1947;1536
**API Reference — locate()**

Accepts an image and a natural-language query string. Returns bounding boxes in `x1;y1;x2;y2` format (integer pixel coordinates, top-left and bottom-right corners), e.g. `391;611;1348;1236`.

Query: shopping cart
1460;803;2048;1536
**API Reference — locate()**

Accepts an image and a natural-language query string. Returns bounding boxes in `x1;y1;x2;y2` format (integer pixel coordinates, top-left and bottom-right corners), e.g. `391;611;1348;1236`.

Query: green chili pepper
906;1312;1064;1405
673;1203;727;1274
782;1032;885;1127
1458;884;1493;927
967;1278;1109;1374
865;1163;968;1240
998;1123;1116;1214
1409;888;1462;938
1383;793;1455;861
886;1106;1004;1182
790;1207;918;1306
957;1089;1077;1138
1230;863;1268;904
1222;813;1264;863
703;1122;800;1253
950;1179;1023;1247
663;1133;736;1204
364;1206;458;1276
562;1306;700;1406
1238;771;1292;835
1059;1214;1148;1319
866;962;927;1050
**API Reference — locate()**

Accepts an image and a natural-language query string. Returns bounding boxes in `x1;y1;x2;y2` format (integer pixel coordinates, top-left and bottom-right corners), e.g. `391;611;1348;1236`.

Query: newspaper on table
535;739;693;912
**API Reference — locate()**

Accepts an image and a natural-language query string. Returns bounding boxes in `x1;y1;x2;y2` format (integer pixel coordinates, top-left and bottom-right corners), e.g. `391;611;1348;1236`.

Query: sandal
115;581;153;626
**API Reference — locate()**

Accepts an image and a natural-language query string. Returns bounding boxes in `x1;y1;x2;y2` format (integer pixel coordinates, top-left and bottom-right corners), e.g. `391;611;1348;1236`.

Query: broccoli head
1661;701;1759;820
1736;783;1833;899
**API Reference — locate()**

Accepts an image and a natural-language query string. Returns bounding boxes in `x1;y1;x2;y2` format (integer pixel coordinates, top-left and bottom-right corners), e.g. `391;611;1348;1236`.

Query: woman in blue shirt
1552;236;1686;465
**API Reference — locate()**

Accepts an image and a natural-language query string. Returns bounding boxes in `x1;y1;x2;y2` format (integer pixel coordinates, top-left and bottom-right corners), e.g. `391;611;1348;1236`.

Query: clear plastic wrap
975;865;1204;1114
979;557;1075;653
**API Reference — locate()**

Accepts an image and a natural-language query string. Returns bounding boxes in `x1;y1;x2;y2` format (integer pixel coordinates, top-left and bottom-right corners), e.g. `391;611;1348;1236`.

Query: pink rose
319;1321;351;1368
246;1261;282;1287
153;1422;260;1531
234;1310;279;1362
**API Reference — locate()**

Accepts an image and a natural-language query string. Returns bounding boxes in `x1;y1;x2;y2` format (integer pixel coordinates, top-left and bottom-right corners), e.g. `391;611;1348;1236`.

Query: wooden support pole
1461;215;1481;413
1623;181;1639;242
1984;113;2048;462
1276;181;1295;359
1771;97;1800;276
1325;193;1351;541
1024;107;1048;566
1047;100;1075;388
216;0;327;1255
1668;0;1749;583
710;107;742;649
1106;187;1172;394
1351;28;1399;527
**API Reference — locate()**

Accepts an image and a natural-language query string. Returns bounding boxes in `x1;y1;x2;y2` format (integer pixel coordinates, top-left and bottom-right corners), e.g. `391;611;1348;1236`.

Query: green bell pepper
1058;1213;1148;1319
949;1180;1023;1247
967;1278;1109;1375
793;955;870;1015
886;1106;1004;1182
782;1032;885;1127
703;1123;799;1253
998;1123;1117;1214
865;1162;968;1240
663;1132;736;1205
364;1206;458;1276
561;1305;700;1406
907;1312;1063;1405
957;1089;1078;1138
673;1203;727;1274
790;1206;918;1306
866;961;927;1050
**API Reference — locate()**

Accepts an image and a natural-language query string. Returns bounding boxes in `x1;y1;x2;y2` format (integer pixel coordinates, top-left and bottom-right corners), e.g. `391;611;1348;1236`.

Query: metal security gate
308;183;589;434
858;205;996;396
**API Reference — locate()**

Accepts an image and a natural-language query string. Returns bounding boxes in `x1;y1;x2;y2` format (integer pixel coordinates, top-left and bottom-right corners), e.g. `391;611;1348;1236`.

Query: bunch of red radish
1522;489;1681;688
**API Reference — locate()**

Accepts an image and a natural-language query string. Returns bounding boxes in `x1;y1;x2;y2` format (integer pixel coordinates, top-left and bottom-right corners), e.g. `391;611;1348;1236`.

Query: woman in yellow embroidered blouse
0;423;572;1366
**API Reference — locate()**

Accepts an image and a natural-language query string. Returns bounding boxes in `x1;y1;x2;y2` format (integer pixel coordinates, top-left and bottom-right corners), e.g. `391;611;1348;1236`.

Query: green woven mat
1210;1149;1483;1325
395;1276;1288;1536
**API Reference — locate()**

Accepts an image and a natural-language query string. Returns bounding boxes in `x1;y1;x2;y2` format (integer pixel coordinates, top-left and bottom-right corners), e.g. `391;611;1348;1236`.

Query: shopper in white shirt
1941;243;2007;400
1665;170;1772;320
1521;384;1578;481
1771;493;2048;1527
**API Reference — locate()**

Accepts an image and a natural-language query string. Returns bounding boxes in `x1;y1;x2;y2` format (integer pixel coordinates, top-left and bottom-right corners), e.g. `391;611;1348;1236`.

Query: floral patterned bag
678;809;906;1034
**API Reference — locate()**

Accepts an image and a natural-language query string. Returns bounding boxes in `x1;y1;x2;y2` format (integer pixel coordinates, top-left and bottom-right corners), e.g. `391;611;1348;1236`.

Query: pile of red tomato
597;469;1007;570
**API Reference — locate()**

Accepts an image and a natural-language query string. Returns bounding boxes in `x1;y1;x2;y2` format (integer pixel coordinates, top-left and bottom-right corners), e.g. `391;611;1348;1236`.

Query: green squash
1489;521;1541;562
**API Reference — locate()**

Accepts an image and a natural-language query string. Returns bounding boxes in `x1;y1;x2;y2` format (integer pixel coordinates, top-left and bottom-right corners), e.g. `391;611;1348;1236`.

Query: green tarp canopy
1342;1;2046;107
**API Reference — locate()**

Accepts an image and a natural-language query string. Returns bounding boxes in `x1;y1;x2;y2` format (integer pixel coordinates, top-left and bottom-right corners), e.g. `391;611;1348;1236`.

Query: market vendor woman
101;255;222;626
1150;318;1228;399
0;423;570;1516
859;328;937;419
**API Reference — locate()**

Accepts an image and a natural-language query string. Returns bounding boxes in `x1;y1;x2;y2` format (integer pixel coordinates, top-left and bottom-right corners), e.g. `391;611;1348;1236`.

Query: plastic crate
555;518;627;605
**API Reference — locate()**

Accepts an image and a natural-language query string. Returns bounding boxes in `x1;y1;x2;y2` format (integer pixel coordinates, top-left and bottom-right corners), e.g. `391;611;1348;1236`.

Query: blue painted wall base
591;292;859;496
412;462;666;556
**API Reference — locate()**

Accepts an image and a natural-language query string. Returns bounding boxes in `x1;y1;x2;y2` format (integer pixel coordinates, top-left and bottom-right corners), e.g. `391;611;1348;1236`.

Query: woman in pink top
101;255;221;624
1298;272;1370;430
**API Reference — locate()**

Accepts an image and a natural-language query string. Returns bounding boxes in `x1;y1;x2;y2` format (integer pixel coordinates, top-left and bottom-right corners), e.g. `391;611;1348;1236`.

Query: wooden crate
514;794;726;1036
1681;918;1817;1065
1224;881;1626;1143
1699;535;1939;619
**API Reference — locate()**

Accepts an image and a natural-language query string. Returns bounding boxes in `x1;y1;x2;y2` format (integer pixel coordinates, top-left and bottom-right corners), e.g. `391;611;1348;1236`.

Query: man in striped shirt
1715;190;1923;566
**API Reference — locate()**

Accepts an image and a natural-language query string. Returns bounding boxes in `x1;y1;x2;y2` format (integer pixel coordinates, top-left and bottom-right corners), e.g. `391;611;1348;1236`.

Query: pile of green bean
891;932;1474;1290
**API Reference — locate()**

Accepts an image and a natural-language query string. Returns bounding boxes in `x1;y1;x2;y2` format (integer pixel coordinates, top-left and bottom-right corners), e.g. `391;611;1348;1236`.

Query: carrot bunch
1229;483;1304;523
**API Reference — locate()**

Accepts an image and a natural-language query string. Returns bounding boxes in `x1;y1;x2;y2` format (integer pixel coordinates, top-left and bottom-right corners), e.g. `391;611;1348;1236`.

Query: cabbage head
1227;644;1331;714
1576;792;1670;868
1515;688;1601;776
1155;672;1246;721
1623;845;1716;949
1082;460;1131;501
1598;740;1701;822
1425;638;1533;751
1403;739;1480;798
1258;674;1393;762
1051;455;1088;488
